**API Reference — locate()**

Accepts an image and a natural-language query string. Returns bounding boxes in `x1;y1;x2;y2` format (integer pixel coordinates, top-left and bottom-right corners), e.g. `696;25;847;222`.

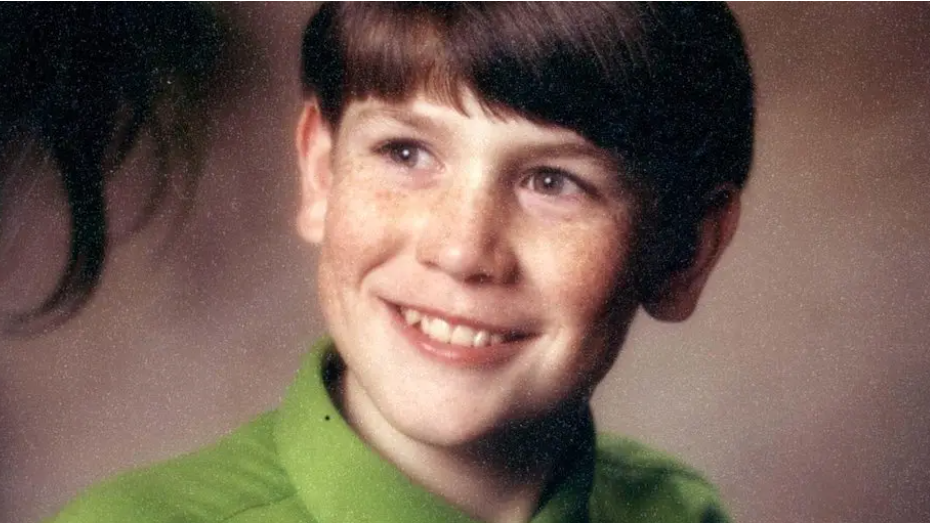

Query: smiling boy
51;3;753;523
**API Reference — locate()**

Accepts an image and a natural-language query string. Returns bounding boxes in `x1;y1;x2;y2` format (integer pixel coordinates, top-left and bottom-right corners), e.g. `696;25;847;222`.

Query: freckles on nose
414;190;515;282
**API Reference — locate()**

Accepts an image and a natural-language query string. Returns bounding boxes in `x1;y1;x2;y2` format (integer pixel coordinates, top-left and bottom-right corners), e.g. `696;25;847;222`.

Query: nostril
414;192;515;284
465;271;493;285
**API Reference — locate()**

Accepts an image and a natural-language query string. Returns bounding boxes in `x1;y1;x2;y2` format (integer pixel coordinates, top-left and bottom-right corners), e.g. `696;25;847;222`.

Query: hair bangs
305;4;472;124
447;3;651;150
303;3;649;128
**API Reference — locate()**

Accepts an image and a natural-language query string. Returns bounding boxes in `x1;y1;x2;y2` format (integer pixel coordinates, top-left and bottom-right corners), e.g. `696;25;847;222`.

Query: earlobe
295;101;333;245
643;186;741;323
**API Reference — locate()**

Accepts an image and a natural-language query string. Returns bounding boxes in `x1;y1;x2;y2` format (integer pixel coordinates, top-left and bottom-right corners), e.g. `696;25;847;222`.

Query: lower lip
386;304;525;367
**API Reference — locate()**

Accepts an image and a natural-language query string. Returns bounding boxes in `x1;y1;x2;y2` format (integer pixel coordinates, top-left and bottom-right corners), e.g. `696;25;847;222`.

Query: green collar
275;337;595;523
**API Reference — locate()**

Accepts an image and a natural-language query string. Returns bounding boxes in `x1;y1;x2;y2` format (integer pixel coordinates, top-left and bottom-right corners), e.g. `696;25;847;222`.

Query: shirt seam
213;491;300;523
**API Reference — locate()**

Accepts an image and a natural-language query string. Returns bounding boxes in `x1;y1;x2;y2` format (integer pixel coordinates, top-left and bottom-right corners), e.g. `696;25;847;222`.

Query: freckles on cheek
322;181;405;279
548;226;633;320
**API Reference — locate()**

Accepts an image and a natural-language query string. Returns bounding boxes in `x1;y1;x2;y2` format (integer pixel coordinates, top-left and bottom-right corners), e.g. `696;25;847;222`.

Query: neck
334;369;590;523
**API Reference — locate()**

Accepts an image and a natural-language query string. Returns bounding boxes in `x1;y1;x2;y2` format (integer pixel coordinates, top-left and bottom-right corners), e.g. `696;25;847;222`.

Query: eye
375;140;434;170
524;169;584;197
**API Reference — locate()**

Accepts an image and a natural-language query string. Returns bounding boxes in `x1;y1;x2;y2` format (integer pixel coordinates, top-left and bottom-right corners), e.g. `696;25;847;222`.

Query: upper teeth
402;308;505;347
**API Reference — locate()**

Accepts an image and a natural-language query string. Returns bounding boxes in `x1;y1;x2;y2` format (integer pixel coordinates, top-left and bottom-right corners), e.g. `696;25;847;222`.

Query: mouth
390;303;529;351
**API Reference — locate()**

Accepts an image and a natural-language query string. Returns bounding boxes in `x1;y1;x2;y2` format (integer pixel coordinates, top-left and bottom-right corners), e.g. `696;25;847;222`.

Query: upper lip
385;299;534;337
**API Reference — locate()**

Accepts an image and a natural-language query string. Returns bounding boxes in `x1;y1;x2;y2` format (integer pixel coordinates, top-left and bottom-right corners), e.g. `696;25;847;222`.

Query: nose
415;181;517;285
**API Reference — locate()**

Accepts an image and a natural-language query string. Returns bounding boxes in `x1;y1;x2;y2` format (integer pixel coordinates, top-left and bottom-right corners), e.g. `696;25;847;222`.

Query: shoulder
590;433;731;523
46;412;300;523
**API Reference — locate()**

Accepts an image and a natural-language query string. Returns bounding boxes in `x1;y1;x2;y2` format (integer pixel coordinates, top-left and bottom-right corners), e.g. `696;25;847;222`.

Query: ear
642;186;742;322
295;101;333;245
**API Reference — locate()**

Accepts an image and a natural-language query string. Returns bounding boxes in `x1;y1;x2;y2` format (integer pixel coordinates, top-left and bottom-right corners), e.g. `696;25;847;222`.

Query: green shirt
49;339;730;523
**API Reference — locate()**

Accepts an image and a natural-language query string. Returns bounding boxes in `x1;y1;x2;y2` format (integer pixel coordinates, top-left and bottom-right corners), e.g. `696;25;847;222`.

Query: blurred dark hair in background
0;3;224;334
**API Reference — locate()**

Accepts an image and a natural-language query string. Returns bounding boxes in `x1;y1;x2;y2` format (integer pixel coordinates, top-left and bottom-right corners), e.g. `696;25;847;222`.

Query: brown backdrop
2;4;929;523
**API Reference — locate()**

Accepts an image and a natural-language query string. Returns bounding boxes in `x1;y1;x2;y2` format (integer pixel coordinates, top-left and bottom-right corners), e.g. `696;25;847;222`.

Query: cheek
537;220;635;326
319;167;408;287
316;182;393;340
543;219;639;382
536;222;637;392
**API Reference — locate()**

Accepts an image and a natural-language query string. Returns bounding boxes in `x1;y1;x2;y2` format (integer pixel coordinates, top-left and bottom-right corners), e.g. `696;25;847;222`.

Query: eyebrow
515;141;620;170
350;106;451;139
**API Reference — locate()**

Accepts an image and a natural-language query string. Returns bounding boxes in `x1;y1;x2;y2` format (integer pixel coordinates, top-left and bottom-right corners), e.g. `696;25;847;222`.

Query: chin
384;397;521;449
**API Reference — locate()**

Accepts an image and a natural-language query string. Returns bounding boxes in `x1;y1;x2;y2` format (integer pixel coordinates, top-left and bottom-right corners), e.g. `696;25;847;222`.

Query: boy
51;3;753;523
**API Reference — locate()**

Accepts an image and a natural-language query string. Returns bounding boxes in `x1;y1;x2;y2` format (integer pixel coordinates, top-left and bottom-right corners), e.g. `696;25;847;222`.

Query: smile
398;306;520;348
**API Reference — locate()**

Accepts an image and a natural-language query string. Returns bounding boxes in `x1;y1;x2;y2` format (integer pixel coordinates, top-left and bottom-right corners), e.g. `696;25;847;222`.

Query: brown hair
1;3;223;333
300;2;754;295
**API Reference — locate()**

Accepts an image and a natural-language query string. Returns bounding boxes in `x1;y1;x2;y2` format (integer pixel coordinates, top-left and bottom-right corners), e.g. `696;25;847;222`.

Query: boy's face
299;92;643;446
